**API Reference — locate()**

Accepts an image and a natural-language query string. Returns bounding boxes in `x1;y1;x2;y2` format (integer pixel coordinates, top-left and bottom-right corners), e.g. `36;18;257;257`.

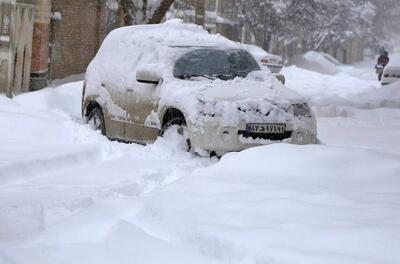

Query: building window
2;15;10;35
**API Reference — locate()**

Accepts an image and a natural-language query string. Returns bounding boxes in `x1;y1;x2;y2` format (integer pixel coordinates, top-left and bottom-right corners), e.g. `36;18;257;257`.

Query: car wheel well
85;101;102;117
162;108;186;128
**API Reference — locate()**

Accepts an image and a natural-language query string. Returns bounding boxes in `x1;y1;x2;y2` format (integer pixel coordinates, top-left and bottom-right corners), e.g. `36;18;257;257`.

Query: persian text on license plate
246;123;286;134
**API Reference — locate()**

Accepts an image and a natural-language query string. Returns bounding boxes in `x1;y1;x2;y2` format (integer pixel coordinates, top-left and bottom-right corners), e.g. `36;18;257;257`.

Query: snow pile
1;55;400;264
14;81;83;120
283;65;377;106
282;53;400;114
288;51;341;75
136;144;400;264
352;80;400;108
0;93;104;185
317;108;400;155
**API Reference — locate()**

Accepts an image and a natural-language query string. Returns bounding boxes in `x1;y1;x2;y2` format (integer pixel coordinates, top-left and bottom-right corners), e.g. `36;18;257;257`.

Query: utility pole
195;0;205;26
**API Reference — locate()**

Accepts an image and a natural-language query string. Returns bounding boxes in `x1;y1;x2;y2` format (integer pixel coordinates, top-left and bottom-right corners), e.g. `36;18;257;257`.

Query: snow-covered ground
1;53;400;264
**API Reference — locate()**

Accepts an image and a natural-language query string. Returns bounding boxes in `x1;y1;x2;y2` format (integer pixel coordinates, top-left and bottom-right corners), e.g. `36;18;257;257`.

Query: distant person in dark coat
376;50;390;81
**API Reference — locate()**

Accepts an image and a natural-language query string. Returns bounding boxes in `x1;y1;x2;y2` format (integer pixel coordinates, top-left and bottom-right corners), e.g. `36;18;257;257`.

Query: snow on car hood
196;74;300;103
159;71;308;126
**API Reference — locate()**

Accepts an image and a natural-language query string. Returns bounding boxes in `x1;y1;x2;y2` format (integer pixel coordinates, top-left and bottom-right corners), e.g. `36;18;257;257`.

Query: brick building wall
30;0;51;91
0;0;35;97
50;0;105;80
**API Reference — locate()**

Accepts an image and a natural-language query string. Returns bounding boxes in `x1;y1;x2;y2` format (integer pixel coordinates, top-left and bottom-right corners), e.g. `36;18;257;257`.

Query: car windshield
174;49;261;80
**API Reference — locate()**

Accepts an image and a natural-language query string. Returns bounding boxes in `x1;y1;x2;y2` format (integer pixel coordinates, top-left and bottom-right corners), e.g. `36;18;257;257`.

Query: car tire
161;117;191;152
87;107;106;136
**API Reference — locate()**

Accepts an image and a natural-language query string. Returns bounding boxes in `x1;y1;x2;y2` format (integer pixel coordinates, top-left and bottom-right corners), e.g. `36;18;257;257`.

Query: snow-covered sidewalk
0;55;400;264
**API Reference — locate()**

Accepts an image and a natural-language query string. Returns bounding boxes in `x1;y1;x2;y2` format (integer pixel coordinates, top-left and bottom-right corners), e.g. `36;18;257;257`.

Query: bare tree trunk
142;0;148;19
120;0;136;25
195;0;205;26
147;0;175;24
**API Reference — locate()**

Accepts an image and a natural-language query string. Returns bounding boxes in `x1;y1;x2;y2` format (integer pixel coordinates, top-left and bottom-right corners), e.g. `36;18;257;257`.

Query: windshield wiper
177;74;235;81
196;74;217;80
214;74;235;80
196;74;235;80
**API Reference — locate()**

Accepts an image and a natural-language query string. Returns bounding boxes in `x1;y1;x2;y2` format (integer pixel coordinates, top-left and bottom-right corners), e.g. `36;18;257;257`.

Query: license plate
246;123;286;134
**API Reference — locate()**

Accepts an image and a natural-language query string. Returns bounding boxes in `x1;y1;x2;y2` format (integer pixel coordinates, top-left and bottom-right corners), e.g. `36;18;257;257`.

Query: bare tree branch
147;0;175;24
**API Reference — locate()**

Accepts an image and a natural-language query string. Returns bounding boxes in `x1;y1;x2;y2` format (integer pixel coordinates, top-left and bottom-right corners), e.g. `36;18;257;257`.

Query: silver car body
241;44;284;73
82;21;317;155
382;64;400;85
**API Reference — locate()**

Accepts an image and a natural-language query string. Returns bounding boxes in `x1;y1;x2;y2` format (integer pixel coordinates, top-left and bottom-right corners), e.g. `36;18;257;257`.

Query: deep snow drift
283;53;400;110
0;52;400;264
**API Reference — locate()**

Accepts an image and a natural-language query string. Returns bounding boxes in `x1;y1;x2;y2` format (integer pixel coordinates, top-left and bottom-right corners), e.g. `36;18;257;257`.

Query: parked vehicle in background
381;64;400;85
82;20;317;156
242;44;286;84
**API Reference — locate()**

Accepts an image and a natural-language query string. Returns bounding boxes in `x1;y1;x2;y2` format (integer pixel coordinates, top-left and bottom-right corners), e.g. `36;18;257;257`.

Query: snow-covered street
1;54;400;264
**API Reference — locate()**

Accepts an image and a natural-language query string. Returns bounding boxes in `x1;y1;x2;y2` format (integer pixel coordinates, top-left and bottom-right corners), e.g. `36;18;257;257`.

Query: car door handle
126;87;134;92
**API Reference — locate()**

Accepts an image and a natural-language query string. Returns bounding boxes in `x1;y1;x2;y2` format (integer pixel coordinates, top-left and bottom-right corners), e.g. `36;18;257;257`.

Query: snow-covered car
82;20;317;156
381;64;400;85
242;43;286;84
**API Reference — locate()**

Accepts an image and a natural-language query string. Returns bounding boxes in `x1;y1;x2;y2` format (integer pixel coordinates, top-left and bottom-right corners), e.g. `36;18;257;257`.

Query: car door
124;82;160;143
101;81;127;140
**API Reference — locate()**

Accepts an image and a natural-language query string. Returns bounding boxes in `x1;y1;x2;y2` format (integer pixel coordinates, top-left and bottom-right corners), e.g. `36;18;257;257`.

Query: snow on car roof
97;19;237;54
90;19;241;84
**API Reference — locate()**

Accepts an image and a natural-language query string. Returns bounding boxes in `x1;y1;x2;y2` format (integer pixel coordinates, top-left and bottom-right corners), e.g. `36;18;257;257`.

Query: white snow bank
14;81;83;120
0;90;106;186
282;64;400;113
137;144;400;264
1;220;222;264
317;108;400;155
352;80;400;108
283;65;377;105
283;52;400;113
1;68;400;264
288;51;341;75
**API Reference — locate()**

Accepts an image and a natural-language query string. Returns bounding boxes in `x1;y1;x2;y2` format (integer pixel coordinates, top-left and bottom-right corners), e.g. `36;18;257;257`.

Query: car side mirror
136;70;161;85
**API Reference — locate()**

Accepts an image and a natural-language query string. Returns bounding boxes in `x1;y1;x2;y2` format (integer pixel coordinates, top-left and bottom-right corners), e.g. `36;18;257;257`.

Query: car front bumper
188;119;318;156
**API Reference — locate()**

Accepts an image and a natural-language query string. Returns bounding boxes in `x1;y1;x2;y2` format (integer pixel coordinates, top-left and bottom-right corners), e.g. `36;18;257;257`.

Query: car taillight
261;58;269;64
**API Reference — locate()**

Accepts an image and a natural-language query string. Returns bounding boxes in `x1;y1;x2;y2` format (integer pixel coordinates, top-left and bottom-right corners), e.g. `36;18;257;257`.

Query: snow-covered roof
97;19;236;53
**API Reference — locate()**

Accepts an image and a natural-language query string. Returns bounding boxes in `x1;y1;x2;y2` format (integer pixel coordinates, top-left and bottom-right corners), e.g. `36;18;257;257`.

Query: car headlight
292;103;312;118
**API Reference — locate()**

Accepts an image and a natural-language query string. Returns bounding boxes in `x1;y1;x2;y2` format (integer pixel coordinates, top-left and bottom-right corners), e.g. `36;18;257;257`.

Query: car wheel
161;117;191;152
87;107;106;135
